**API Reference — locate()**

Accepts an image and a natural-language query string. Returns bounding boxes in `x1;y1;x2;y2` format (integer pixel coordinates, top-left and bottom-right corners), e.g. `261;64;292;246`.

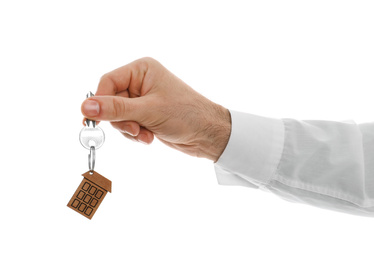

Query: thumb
81;96;144;122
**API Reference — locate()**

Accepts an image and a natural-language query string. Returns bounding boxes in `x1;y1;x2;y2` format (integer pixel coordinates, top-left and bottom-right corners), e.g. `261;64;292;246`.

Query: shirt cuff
214;110;285;188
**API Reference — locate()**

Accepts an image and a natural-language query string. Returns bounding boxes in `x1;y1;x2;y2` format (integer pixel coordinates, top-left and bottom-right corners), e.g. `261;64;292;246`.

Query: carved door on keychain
68;171;112;219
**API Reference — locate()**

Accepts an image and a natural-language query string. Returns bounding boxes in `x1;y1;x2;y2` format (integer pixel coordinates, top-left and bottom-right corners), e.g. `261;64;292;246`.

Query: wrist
198;105;231;162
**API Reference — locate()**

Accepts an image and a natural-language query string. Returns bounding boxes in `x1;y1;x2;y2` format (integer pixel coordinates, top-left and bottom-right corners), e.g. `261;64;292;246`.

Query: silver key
79;92;105;150
79;126;105;149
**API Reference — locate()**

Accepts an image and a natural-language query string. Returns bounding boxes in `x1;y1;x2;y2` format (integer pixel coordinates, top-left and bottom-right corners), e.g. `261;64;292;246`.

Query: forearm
215;110;374;217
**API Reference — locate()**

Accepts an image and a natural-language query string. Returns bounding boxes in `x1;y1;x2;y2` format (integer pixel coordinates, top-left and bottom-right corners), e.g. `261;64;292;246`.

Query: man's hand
81;57;231;162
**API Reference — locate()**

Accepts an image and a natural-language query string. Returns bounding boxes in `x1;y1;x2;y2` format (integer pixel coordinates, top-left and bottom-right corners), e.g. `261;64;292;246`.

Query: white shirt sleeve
214;110;374;217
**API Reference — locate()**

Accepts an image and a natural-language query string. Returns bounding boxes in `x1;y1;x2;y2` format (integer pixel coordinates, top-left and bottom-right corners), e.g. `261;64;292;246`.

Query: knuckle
99;73;112;85
111;98;126;118
140;56;155;63
100;72;109;81
138;57;159;67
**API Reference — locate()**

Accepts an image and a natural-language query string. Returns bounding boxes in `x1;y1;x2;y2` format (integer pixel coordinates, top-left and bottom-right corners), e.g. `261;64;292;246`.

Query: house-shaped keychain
67;171;112;219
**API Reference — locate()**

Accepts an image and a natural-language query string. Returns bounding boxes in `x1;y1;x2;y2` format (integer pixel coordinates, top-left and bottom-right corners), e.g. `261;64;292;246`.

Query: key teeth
86;91;94;99
85;119;96;128
84;92;96;128
85;92;95;128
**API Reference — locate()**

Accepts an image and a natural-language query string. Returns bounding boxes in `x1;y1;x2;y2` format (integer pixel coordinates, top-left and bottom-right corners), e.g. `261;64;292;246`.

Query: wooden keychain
67;92;112;219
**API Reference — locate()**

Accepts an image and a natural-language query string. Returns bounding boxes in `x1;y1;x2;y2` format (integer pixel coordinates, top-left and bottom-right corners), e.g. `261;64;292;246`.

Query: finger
118;126;154;145
120;131;138;142
115;90;130;98
81;95;146;122
111;121;140;136
136;127;154;144
95;58;150;97
81;91;128;126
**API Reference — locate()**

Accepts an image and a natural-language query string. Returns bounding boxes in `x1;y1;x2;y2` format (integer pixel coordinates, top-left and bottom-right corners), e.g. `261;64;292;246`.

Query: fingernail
137;134;149;145
124;130;136;137
122;127;136;136
82;100;100;117
116;125;136;136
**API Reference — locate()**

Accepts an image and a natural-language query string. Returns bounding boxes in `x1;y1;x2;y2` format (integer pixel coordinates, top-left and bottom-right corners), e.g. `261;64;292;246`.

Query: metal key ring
88;146;96;173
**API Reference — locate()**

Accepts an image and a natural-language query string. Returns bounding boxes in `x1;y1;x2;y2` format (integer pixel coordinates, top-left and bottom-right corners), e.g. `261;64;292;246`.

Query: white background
1;0;374;259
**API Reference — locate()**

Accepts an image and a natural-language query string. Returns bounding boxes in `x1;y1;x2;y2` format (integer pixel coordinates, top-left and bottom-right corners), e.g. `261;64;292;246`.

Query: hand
81;57;231;162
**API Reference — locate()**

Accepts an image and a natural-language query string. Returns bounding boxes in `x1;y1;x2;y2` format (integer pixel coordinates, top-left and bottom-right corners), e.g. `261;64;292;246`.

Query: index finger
95;58;149;97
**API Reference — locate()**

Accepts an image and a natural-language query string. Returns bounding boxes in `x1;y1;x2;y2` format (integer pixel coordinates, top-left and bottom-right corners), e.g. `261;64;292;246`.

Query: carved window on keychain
67;92;112;220
68;171;111;219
